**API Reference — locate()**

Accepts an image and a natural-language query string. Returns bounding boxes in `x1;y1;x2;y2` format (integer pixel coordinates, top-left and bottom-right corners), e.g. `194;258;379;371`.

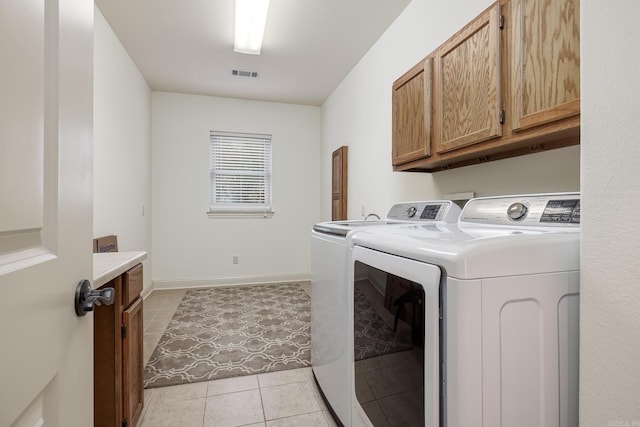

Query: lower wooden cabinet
95;264;144;427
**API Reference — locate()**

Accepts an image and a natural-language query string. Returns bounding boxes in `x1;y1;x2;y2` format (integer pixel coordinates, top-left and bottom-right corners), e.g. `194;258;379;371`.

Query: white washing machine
311;201;461;426
349;193;580;427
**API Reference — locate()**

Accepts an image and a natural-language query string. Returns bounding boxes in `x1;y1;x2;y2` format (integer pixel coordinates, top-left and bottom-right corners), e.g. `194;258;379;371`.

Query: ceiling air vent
231;69;259;78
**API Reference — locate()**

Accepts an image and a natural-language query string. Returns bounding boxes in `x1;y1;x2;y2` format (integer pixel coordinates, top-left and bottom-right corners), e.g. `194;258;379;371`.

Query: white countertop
93;251;147;287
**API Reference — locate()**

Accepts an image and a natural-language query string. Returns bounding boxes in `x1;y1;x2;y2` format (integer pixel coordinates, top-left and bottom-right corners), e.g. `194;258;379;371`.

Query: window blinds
209;131;272;212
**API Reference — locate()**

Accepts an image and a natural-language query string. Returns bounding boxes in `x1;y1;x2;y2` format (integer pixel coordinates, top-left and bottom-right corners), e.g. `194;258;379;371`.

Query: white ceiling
95;0;412;106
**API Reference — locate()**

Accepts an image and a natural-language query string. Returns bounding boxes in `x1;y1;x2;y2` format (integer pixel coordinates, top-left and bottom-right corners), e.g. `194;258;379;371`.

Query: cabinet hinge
122;419;128;427
121;324;127;338
499;109;505;125
499;15;504;30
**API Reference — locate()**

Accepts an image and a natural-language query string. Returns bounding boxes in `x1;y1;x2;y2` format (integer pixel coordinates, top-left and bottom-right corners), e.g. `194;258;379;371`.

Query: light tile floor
139;285;335;427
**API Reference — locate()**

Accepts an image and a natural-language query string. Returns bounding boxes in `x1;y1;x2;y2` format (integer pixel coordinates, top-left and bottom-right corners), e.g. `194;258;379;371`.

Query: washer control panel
386;200;461;223
460;193;580;227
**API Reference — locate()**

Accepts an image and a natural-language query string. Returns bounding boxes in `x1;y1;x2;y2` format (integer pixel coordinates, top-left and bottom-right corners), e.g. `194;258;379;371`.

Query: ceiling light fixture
234;0;270;55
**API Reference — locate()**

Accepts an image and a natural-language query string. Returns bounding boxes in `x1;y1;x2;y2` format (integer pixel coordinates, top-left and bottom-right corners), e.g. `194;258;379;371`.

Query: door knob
74;279;115;316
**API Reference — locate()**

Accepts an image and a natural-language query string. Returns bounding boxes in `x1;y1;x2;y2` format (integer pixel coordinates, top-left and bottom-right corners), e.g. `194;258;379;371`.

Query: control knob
507;202;528;221
406;206;417;218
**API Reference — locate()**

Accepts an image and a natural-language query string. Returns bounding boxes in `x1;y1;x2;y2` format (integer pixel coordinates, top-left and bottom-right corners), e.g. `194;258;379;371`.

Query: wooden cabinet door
511;0;580;132
392;57;432;165
434;2;502;154
331;146;348;221
123;297;144;427
94;276;123;427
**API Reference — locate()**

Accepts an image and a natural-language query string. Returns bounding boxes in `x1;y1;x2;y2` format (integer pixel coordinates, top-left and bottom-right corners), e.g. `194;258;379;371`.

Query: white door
0;0;94;426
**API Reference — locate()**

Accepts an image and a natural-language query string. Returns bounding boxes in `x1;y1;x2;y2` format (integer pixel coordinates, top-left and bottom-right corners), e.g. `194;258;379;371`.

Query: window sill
207;210;275;219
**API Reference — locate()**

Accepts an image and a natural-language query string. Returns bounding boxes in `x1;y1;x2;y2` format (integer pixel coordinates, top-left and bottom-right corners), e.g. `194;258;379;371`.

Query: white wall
580;1;640;425
321;0;580;220
151;92;321;287
93;8;152;292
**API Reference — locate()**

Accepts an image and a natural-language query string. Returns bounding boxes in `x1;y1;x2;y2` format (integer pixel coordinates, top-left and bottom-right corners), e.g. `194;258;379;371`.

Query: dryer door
351;245;441;427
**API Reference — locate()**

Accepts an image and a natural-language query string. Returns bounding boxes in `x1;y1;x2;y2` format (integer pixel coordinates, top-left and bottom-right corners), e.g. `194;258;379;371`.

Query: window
208;131;273;218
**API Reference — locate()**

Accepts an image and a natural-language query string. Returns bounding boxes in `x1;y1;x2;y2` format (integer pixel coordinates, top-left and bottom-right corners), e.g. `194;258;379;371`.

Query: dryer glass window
354;262;426;426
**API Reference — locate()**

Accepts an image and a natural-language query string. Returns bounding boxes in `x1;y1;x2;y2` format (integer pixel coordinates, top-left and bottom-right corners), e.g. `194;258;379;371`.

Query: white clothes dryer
311;201;461;426
349;193;580;427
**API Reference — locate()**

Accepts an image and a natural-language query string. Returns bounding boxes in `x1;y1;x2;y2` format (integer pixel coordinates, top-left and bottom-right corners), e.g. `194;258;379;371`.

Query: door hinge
121;324;127;338
122;419;128;427
499;109;505;124
499;15;505;30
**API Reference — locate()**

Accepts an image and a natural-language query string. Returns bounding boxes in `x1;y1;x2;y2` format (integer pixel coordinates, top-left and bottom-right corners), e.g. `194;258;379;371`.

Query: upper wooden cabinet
392;0;580;172
392;57;432;165
510;0;580;131
434;3;502;154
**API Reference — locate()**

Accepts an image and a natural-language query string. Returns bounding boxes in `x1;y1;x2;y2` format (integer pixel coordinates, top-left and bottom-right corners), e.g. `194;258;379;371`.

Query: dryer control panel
459;193;580;227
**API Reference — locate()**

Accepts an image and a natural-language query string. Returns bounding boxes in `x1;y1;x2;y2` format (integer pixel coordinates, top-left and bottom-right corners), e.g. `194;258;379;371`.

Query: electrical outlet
233;256;239;264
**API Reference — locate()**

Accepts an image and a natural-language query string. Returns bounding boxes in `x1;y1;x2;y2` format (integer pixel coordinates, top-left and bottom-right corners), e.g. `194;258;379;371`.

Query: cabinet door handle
74;279;115;316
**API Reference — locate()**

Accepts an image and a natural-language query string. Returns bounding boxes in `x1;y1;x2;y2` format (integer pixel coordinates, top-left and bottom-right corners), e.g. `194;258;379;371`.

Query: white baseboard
151;272;311;291
141;287;153;300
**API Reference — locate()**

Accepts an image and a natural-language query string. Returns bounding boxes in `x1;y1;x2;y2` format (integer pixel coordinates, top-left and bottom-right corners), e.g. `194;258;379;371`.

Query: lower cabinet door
123;297;144;427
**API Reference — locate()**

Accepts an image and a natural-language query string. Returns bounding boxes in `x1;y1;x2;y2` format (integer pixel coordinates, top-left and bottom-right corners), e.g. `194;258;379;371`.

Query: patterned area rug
144;283;311;389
